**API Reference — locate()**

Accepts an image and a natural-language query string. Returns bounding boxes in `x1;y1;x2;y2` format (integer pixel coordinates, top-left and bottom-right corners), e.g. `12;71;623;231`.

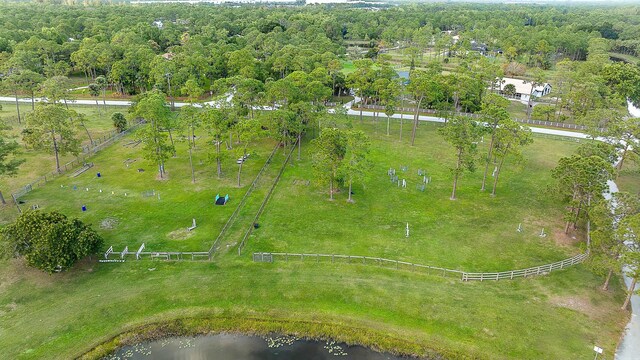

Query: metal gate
253;252;273;263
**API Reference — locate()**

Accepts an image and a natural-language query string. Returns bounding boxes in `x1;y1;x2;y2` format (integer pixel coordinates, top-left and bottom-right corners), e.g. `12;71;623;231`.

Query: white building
497;77;552;102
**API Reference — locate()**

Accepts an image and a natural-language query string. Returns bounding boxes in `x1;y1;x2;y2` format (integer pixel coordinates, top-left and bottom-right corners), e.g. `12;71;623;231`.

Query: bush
557;113;569;123
0;210;103;273
112;112;127;132
531;104;556;121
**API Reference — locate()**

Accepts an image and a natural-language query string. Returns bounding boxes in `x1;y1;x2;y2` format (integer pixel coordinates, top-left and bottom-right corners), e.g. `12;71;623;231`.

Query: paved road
0;95;228;108
2;95;590;139
611;177;640;360
614;101;640;360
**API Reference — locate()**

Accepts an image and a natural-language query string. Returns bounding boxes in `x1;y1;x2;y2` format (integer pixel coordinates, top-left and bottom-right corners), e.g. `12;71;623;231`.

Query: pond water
107;334;412;360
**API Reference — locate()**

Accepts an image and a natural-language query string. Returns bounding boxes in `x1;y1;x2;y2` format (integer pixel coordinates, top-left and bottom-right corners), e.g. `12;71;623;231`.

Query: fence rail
357;104;590;131
461;252;588;281
237;141;297;255
208;143;281;257
10;122;142;201
104;246;210;261
252;251;588;281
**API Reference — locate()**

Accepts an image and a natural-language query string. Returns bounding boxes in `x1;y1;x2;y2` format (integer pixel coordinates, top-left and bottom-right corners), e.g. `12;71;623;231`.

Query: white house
497;77;552;102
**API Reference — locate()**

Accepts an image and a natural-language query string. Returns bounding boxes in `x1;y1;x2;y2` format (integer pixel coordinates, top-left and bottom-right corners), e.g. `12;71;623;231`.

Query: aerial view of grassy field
0;105;630;359
2;2;640;359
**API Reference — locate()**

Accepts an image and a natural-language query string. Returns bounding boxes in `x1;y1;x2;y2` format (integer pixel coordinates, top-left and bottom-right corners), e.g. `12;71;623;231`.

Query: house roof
396;70;409;79
499;77;550;95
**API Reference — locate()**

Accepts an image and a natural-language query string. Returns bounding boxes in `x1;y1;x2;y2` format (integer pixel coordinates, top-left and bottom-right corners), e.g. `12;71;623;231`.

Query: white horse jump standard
136;243;145;259
187;218;197;231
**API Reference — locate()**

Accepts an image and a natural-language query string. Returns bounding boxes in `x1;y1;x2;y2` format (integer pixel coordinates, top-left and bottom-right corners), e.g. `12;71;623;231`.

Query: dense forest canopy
0;4;638;66
0;2;639;115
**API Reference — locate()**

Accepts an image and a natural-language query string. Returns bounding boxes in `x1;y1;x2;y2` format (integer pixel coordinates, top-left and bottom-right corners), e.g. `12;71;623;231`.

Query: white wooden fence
252;252;588;281
461;252;589;281
103;245;210;261
358;104;591;131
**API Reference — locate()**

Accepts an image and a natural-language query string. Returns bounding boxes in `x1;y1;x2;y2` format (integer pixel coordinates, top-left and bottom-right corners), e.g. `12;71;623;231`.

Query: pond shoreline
79;315;445;360
108;333;413;359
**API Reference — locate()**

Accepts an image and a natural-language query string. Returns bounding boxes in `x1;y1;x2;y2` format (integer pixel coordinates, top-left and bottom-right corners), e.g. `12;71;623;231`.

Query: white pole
406;223;409;238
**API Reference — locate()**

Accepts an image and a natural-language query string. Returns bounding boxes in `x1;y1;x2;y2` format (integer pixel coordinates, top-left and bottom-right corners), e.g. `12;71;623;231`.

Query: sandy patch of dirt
100;217;119;230
156;172;170;181
550;295;598;318
167;228;195;240
552;229;580;247
0;259;58;290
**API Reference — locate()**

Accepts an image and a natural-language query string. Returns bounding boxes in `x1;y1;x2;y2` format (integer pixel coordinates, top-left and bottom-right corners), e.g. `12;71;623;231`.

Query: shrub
0;210;103;273
112;112;127;132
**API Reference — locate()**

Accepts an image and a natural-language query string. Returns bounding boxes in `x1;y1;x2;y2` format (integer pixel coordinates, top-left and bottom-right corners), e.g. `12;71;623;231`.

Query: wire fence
79;129;120;154
237;141;298;255
252;251;588;281
357;104;590;131
208;143;281;257
11;122;142;200
534;132;584;143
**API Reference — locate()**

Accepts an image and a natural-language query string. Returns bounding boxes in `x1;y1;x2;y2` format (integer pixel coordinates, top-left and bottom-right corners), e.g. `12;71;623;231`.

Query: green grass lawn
617;161;640;195
330;95;355;105
507;100;529;120
5;127;279;251
249;120;583;272
0;102;129;219
341;60;356;75
609;52;640;65
0;252;628;360
0;114;630;360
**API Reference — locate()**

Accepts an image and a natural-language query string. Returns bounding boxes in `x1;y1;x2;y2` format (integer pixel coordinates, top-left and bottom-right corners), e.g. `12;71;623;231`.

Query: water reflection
108;334;410;360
